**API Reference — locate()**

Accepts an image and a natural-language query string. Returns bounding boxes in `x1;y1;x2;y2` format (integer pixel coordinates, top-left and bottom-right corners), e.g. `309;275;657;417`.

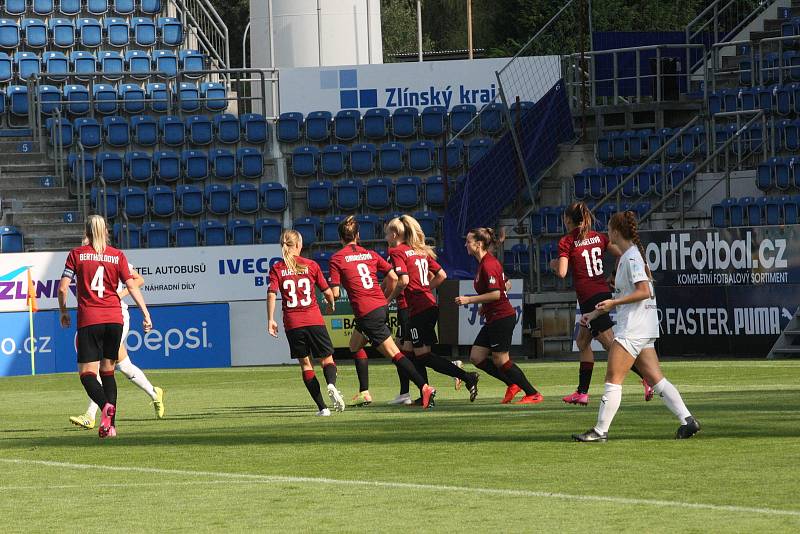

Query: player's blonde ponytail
281;229;308;275
400;215;437;259
85;214;108;255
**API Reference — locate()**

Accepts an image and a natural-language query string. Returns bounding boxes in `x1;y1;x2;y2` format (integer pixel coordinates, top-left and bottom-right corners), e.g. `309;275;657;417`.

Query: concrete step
5;211;77;225
0;163;57;175
24;236;82;252
22;222;84;238
2;199;77;211
0;187;69;201
0;176;54;190
0;153;52;166
749;30;781;41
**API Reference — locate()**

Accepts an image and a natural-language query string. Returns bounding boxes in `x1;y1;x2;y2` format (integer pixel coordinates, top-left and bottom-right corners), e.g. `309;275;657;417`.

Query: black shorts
354;306;393;347
473;314;516;353
286;325;334;359
77;323;124;364
580;292;615;337
409;306;439;348
395;307;411;343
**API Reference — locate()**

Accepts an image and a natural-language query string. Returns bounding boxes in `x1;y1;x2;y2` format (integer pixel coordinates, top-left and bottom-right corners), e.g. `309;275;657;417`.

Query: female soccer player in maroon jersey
550;202;653;405
455;228;541;404
386;215;479;402
329;216;437;409
58;215;152;438
267;230;345;416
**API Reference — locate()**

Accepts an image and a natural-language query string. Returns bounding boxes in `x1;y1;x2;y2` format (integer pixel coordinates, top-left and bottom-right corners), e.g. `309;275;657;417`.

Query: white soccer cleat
327;384;346;412
316;408;332;417
387;393;413;406
454;360;464;390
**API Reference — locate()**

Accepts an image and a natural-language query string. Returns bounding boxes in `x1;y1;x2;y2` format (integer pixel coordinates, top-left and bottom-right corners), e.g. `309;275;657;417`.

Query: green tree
209;0;250;68
381;0;434;61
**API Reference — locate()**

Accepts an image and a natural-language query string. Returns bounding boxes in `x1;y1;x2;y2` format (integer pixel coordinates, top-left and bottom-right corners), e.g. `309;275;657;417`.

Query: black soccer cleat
465;372;480;402
572;428;608;442
675;416;701;439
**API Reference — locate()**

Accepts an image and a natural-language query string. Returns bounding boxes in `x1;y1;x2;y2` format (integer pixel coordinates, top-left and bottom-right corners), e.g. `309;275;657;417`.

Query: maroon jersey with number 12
268;256;328;330
390;243;441;317
329;244;392;318
474;253;515;323
557;228;612;304
63;245;133;328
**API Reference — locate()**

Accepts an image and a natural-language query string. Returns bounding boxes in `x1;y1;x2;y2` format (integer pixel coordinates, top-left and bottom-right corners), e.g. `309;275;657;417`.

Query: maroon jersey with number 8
558;228;612;303
63;245;133;328
329;244;392;318
268;256;328;330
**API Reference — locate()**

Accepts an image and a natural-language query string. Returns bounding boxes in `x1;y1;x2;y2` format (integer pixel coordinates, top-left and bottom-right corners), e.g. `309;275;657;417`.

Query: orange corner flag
27;268;38;313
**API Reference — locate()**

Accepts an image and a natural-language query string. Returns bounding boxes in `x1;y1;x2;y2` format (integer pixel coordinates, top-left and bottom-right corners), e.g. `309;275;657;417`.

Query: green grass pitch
1;360;799;532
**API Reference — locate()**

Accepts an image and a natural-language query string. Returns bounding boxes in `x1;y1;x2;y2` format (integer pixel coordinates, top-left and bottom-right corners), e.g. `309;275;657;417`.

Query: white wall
229;301;293;366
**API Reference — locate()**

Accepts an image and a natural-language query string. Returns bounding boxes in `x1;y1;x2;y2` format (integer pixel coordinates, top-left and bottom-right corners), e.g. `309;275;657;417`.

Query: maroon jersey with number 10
474;253;515;324
557;228;612;304
63;245;133;328
268;256;328;330
329;244;392;318
389;243;442;317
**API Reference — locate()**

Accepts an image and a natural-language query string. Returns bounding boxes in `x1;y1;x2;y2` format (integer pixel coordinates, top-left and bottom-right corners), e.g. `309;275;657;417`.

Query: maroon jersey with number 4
329;244;392;318
389;243;442;317
558;229;612;304
63;245;133;328
474;253;515;323
268;256;328;330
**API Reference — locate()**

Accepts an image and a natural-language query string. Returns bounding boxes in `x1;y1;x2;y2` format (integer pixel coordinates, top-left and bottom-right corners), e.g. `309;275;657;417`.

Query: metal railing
710;33;800;91
170;0;230;74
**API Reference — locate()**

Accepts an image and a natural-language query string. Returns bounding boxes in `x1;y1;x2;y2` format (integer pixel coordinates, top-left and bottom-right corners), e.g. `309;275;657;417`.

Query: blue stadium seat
176;184;203;216
91;187;118;219
350;143;376;174
121;186;147;217
200;220;226;246
93;84;118;114
479;103;506;135
321;144;347;176
174;82;200;112
126;151;153;183
201;81;226;112
210;148;236;180
75;117;102;148
104;17;129;47
277;112;303;143
69;153;95;184
305;111;332;142
413;211;437;237
438;139;464;170
98;151;124;184
33;0;55;15
228;219;255;245
764;197;781;225
171;221;198;247
335;179;362;211
366;177;391;210
43;51;68;81
181;49;206;78
510;100;535;122
46;118;73;148
114;223;141;249
322;215;344;242
783;196;799;224
409;140;435;172
729;197;748;227
379;142;405;174
0;19;19;49
291;146;318;177
237;147;263;179
160;116;185;146
334;109;360;141
126;50;151;80
573;169;589;200
313;251;332;278
232;183;259;214
154;49;178;78
240;113;268;144
307;180;333;211
103;116;130;147
214;114;240;144
132;17;157;47
38;85;62;115
757;158;776;191
260;182;288;213
154;150;180;182
60;0;82;15
777;157;792;190
187;115;213;145
512;243;530;275
746;197;763;226
22;18;47;49
468;138;492;167
421;106;446;137
256;218;282;244
148;185;176;217
182;150;209;181
142;222;169;248
87;0;110;15
392;107;418;138
363;108;389;139
424;175;446;207
147;83;168;113
120;83;146;114
205;184;232;215
626;130;645;161
70;51;96;81
293;217;319;246
49;18;75;48
77;18;102;48
131;115;158;146
15;52;40;79
355;214;378;240
7;85;27;116
609;132;625;161
141;0;163;15
395;176;421;209
450;104;476;134
0;52;11;82
113;0;135;15
158;17;184;46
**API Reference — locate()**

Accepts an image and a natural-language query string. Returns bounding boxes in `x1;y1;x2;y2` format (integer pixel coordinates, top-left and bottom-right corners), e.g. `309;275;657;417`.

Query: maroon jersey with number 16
557;228;612;304
63;245;133;328
268;256;328;330
329;244;392;318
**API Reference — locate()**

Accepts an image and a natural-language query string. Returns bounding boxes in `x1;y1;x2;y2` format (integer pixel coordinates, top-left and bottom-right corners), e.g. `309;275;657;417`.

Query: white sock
653;378;691;424
594;383;622;434
116;358;158;400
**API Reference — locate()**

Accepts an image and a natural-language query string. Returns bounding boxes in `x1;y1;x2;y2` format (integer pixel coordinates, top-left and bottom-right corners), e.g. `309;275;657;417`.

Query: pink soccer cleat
98;403;116;439
642;378;654;402
562;391;590;406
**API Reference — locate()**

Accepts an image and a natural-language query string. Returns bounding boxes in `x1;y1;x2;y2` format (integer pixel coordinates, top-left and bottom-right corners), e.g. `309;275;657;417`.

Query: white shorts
614;337;656;358
121;308;130;341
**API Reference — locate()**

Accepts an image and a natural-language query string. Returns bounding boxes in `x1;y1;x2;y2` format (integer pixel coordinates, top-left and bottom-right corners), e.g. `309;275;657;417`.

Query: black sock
322;363;337;386
392;353;426;389
630;364;644;380
578;361;594;394
303;370;327;410
475;359;513;386
352;349;369;392
420;352;467;379
411;353;429;388
501;360;537;395
397;353;411;395
80;372;107;409
100;370;117;425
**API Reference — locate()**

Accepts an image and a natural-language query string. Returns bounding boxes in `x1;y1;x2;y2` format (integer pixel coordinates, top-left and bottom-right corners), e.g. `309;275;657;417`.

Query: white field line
1;458;798;518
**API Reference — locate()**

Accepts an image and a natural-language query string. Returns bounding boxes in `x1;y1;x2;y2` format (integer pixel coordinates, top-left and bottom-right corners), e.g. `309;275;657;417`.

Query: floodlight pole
417;0;423;61
467;0;474;59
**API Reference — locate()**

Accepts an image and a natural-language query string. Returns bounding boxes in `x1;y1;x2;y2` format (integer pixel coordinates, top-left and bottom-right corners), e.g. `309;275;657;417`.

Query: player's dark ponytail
468;226;505;252
609;211;652;279
565;202;594;240
338;215;359;244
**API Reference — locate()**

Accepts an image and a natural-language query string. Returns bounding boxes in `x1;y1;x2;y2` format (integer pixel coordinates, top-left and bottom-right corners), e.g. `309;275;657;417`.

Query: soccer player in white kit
70;264;165;429
572;211;700;442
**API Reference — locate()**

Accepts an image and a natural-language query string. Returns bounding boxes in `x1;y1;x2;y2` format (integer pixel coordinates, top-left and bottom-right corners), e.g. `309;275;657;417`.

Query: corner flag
27;268;37;375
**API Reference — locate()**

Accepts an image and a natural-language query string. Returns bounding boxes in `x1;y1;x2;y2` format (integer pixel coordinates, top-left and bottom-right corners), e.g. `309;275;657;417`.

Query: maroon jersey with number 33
268;256;328;330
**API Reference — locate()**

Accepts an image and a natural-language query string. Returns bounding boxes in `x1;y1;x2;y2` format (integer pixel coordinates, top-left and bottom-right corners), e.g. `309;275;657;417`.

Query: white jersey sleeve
612;247;659;339
119;263;135;311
